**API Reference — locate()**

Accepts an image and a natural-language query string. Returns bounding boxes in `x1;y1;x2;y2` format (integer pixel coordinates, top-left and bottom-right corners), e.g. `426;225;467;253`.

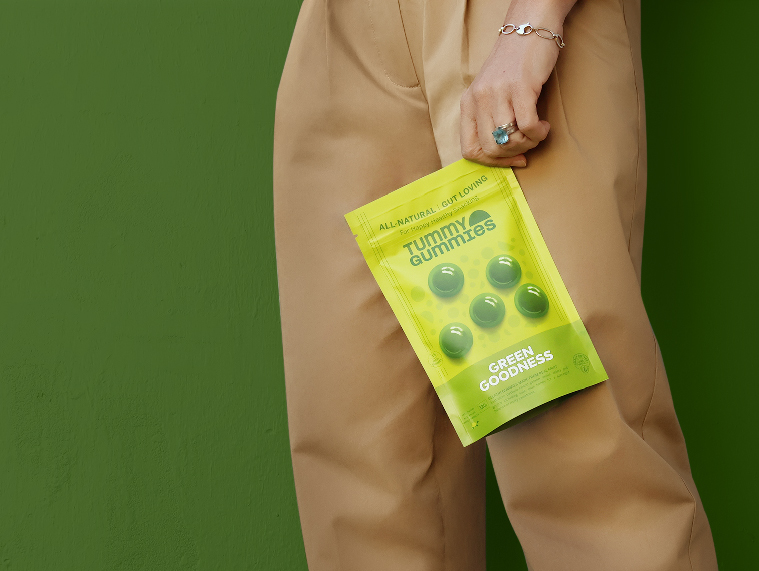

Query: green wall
0;1;306;568
0;1;754;569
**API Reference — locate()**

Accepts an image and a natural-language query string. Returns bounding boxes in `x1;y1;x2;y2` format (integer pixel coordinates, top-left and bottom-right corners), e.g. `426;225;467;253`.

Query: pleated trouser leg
273;1;486;569
274;0;718;569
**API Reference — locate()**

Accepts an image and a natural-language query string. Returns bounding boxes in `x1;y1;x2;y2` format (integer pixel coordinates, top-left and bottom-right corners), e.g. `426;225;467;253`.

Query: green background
0;0;755;568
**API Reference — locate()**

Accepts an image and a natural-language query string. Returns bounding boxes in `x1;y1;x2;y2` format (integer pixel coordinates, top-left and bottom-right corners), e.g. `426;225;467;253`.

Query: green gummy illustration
428;263;465;297
486;255;521;289
514;283;549;318
439;323;473;358
469;293;505;327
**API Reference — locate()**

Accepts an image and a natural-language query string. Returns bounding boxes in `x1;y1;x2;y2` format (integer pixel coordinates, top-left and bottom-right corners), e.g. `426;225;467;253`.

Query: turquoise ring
492;121;518;145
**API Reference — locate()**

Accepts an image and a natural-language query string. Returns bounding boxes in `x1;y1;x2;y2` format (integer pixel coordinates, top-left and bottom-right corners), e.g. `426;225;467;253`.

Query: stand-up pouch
345;160;607;446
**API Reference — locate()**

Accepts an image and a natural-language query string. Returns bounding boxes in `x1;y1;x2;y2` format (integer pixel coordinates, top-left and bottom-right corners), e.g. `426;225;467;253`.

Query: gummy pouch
345;159;608;446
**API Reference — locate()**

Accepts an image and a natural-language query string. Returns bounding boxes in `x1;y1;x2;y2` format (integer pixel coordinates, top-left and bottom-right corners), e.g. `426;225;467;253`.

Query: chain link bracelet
499;23;565;48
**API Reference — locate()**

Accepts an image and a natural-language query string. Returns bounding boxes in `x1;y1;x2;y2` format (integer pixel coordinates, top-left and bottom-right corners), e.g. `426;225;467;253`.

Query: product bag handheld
345;160;607;446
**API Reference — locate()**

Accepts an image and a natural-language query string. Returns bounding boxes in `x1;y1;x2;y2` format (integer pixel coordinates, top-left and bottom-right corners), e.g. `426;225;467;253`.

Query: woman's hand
460;1;574;167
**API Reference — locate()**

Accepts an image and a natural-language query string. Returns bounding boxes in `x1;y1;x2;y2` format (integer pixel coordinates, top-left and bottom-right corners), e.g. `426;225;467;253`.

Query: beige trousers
273;0;718;569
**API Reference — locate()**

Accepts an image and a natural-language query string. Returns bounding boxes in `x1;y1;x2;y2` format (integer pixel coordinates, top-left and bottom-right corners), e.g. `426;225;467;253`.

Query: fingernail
513;160;527;168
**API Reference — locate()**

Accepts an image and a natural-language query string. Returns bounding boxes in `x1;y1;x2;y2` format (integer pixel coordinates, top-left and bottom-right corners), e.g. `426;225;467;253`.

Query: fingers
461;84;523;167
477;107;505;160
460;90;484;164
512;88;550;145
495;153;527;168
459;84;549;168
471;82;518;161
496;89;548;157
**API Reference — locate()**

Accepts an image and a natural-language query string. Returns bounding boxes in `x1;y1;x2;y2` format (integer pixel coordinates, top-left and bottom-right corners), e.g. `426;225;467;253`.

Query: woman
273;0;718;568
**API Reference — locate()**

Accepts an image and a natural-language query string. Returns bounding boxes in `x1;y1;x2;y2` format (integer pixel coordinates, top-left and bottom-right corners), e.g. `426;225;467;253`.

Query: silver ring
492;121;519;145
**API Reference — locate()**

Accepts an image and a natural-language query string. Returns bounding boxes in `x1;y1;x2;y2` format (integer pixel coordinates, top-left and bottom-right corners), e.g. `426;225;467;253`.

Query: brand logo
402;210;495;266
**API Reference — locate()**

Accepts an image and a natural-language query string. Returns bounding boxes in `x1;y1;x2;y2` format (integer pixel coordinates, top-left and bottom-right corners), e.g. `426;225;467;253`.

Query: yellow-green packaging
345;160;607;446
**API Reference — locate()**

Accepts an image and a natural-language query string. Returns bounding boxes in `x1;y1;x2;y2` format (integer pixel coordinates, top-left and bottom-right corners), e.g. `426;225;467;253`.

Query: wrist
503;0;573;34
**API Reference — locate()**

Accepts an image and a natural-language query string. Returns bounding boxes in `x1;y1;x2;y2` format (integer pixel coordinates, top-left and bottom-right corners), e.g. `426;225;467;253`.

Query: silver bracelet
498;23;565;49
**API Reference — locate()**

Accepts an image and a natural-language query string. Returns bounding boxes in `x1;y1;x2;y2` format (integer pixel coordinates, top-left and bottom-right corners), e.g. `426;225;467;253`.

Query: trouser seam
395;0;423;90
619;0;643;255
639;334;658;437
367;0;421;89
430;392;448;571
625;0;699;558
641;335;696;571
